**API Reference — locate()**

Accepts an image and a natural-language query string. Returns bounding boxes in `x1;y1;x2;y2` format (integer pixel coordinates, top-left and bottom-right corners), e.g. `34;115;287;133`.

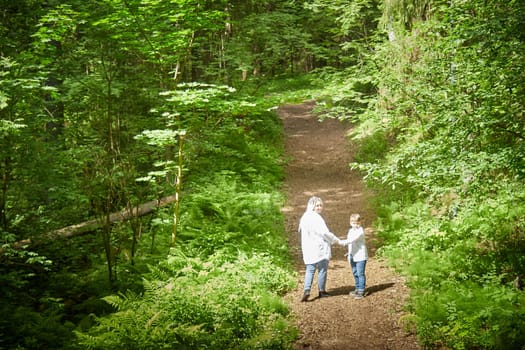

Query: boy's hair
350;213;361;222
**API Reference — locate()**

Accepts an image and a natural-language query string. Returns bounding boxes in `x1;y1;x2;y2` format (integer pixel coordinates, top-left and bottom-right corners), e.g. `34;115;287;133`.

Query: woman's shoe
301;291;310;302
318;291;331;298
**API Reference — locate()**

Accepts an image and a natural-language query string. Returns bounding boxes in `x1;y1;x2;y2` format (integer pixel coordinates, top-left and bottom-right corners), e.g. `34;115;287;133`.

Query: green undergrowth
0;76;314;350
71;80;306;350
341;4;525;348
77;252;296;349
375;184;525;350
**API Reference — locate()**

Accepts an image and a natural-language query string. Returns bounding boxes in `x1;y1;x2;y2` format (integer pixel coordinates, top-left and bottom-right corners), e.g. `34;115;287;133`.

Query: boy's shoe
349;290;357;296
301;291;310;302
354;290;365;300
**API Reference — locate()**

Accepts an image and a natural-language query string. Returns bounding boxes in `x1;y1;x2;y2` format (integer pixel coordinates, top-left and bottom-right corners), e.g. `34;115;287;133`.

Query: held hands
338;238;349;246
330;236;348;246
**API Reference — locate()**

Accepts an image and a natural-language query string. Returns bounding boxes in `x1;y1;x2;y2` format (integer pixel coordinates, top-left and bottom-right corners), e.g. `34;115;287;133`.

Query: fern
77;252;296;349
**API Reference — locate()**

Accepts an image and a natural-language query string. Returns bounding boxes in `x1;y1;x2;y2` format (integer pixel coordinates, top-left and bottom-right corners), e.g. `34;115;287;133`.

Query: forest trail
278;101;421;350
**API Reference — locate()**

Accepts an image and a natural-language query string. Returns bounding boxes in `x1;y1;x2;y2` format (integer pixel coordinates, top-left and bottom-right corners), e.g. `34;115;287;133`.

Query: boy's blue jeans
349;256;367;292
303;259;329;293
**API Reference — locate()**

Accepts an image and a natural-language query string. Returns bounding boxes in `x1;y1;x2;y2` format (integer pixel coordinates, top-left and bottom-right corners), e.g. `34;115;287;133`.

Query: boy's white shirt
342;226;368;262
299;211;339;265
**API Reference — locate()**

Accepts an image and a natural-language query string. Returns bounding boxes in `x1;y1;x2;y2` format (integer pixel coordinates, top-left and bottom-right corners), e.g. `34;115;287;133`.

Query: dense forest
1;0;524;349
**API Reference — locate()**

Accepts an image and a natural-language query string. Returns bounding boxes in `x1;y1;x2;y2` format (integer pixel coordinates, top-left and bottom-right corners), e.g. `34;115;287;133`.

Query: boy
340;213;368;299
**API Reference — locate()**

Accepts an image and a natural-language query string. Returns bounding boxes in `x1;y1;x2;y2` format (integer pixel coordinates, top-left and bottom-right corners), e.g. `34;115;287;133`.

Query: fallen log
1;194;177;254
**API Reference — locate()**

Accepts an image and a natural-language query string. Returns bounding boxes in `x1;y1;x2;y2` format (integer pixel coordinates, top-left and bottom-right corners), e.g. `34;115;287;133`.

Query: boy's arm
346;227;364;242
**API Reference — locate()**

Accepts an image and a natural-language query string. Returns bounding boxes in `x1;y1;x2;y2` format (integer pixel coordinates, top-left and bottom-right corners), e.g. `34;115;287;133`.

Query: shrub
76;252;297;349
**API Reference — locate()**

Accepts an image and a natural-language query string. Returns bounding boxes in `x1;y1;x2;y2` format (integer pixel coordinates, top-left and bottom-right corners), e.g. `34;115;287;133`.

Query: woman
298;196;341;302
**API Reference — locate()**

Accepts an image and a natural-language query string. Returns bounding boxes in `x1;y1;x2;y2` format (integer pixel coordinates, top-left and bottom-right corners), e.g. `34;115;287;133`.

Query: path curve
278;101;420;350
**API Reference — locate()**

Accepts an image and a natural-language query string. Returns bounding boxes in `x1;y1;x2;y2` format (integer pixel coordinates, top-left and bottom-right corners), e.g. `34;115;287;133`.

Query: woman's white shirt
299;211;338;265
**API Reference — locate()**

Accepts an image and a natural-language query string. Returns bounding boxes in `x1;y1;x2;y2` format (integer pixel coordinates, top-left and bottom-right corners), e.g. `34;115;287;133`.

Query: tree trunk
1;194;178;255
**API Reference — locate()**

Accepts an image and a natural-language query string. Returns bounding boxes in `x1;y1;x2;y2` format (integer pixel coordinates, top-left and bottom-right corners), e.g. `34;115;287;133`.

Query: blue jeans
349;256;367;292
303;259;329;293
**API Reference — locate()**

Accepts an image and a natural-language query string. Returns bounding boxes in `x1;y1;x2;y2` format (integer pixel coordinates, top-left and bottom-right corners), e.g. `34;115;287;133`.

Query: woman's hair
306;196;323;212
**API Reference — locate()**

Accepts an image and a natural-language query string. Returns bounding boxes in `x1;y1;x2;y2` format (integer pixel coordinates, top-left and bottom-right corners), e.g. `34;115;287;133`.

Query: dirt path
279;101;421;350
